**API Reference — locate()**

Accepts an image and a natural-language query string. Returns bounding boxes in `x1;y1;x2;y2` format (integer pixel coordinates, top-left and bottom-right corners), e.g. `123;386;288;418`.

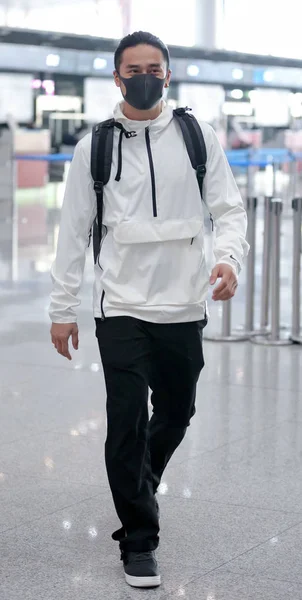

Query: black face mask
119;74;166;111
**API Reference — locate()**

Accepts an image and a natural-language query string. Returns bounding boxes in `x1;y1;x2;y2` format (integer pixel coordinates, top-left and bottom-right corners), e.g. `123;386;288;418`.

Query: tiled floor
0;178;302;599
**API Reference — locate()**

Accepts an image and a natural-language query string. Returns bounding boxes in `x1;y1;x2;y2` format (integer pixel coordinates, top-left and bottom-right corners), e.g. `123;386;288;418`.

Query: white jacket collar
113;101;173;134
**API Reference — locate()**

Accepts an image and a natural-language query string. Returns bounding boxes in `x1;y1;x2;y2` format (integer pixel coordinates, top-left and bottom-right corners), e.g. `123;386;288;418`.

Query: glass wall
0;0;123;39
130;0;196;46
0;0;196;46
224;0;302;58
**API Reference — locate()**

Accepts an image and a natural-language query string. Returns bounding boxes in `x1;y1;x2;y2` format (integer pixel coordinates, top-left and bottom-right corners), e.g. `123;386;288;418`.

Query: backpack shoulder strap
91;118;115;264
173;107;207;199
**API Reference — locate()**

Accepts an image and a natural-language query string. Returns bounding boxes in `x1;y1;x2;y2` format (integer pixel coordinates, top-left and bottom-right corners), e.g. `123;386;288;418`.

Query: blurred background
0;0;302;307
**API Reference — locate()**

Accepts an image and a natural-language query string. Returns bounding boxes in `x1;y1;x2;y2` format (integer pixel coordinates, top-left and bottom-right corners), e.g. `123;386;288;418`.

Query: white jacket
49;102;249;324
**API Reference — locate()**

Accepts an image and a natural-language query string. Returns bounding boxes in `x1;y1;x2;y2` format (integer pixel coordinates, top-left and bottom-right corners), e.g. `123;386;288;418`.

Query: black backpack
90;107;208;263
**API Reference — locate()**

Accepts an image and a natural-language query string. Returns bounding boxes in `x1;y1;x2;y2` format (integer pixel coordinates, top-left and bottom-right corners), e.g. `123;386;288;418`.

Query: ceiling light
93;58;107;70
232;68;244;80
46;53;60;67
187;64;200;77
230;89;244;100
263;70;274;82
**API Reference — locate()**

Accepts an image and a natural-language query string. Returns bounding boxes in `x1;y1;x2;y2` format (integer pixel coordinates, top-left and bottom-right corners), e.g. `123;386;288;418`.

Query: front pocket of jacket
103;220;208;307
113;218;203;244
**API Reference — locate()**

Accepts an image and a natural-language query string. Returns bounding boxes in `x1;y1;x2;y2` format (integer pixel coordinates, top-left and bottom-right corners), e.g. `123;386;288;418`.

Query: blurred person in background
49;31;249;589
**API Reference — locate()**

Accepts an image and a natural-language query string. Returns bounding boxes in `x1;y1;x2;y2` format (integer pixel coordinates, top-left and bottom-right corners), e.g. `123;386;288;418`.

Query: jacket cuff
216;256;241;277
49;312;78;324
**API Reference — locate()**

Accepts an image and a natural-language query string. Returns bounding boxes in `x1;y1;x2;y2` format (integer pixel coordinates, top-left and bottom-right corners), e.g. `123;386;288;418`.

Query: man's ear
164;69;172;88
113;70;121;88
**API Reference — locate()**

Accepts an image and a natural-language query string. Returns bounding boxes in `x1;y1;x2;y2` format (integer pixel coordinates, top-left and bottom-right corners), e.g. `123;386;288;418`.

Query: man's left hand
210;264;238;301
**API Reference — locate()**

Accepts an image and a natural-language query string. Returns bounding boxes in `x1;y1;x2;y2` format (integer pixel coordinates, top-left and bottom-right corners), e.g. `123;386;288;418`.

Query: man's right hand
51;322;79;361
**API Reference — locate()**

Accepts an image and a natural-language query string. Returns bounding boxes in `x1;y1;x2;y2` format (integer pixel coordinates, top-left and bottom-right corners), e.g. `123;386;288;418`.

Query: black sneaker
121;550;161;588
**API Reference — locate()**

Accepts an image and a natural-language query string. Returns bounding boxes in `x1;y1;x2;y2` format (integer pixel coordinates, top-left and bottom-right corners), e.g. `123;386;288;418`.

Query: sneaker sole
125;573;161;588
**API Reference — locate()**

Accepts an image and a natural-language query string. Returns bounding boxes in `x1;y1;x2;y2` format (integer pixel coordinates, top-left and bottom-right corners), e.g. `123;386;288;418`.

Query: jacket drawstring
114;123;137;182
115;129;124;182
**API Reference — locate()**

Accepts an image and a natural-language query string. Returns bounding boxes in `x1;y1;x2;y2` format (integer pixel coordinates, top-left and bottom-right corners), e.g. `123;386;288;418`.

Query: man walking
50;31;249;588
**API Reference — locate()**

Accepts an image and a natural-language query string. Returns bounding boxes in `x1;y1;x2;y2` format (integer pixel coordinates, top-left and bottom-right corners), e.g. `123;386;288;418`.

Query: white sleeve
49;137;96;323
202;124;249;275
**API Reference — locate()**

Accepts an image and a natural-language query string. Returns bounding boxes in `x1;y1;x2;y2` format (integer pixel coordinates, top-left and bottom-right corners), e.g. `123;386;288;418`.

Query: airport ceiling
0;0;79;6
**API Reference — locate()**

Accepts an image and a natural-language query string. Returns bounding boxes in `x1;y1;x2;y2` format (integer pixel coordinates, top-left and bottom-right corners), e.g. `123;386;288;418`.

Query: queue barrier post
291;197;302;343
252;199;292;346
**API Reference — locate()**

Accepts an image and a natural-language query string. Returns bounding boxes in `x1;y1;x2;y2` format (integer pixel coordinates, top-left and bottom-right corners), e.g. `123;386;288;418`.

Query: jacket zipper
100;290;106;320
145;127;157;217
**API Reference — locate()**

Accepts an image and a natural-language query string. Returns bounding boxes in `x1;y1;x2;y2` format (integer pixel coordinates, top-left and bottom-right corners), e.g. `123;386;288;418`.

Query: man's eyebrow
126;63;162;68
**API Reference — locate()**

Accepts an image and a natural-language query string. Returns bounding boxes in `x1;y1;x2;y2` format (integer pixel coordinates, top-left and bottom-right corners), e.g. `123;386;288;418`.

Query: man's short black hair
114;31;170;72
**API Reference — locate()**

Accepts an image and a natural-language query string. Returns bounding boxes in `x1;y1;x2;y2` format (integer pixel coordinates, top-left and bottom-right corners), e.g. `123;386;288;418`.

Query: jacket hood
113;101;174;134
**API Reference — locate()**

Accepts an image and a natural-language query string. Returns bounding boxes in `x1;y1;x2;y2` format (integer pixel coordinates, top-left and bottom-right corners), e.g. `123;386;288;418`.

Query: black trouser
95;316;206;553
